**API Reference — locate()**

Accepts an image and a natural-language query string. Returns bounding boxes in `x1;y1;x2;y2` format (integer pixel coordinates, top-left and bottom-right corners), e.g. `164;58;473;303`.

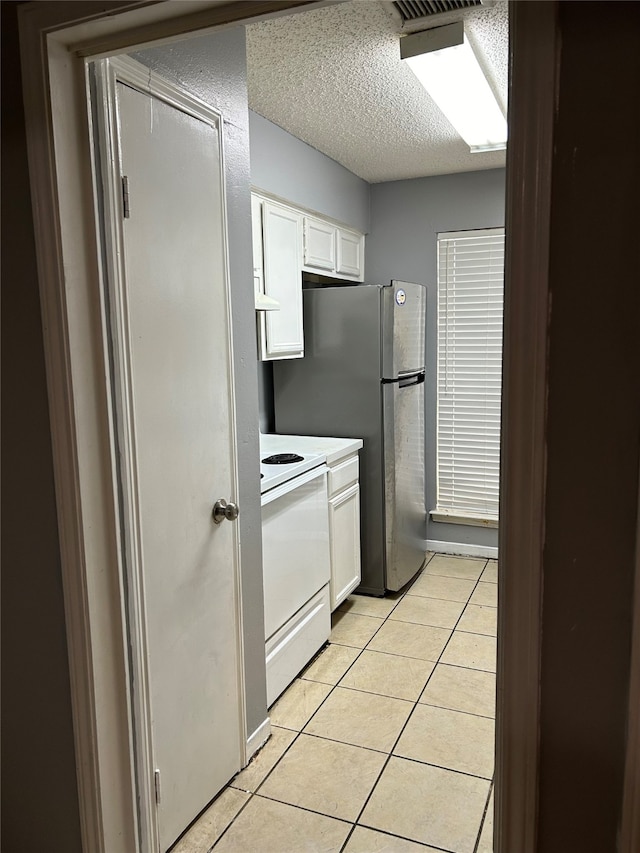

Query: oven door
261;464;330;641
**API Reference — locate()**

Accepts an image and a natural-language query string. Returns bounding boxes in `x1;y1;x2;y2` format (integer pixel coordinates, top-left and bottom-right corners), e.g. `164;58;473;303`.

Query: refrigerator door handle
382;372;425;388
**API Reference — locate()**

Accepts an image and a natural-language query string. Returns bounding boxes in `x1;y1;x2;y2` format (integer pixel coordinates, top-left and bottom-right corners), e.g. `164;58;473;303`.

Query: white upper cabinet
252;191;366;360
302;216;365;281
337;228;364;279
303;216;336;271
259;199;304;360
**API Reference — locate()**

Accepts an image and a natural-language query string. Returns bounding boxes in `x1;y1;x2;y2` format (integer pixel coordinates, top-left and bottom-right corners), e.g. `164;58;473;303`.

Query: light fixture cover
401;23;507;152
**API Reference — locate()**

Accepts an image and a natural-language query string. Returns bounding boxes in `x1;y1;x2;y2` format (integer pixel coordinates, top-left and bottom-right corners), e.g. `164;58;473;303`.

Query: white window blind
436;227;505;521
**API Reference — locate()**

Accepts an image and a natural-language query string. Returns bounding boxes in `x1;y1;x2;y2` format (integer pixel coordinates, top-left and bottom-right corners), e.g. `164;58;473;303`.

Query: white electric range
259;444;326;495
259;434;331;707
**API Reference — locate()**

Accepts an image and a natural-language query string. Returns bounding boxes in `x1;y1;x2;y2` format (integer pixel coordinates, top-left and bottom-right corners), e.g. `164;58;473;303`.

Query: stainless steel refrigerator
273;280;426;595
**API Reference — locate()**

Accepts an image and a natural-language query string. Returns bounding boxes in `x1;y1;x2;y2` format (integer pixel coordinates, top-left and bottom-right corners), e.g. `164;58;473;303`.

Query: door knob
212;498;240;524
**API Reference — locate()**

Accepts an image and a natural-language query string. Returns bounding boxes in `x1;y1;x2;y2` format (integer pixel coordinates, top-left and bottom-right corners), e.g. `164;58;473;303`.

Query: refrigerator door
381;281;426;380
274;285;388;595
382;371;427;590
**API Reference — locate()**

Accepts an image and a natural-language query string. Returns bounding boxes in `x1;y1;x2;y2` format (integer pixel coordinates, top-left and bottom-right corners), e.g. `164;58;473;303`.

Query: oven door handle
261;464;329;507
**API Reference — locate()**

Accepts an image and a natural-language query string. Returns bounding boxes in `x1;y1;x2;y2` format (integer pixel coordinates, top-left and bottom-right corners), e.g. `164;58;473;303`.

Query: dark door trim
496;3;559;851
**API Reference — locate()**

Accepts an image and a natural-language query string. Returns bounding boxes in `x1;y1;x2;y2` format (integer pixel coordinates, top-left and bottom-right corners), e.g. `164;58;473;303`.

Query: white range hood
255;291;280;311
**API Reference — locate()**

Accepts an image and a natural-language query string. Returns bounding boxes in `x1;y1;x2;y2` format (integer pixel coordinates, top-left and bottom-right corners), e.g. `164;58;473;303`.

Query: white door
114;76;242;851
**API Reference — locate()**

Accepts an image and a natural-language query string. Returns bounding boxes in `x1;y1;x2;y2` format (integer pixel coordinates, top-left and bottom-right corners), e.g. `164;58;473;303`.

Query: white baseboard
427;540;499;560
246;717;271;763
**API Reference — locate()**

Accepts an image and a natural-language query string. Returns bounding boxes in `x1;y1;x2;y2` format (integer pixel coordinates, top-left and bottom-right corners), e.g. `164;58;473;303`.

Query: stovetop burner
261;453;305;465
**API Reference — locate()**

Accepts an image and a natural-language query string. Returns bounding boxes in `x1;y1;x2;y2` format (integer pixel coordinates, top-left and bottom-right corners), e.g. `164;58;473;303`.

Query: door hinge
121;175;130;219
154;769;161;804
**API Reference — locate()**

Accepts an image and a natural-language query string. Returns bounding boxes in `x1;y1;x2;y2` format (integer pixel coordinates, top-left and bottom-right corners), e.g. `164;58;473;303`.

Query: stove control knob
212;499;240;524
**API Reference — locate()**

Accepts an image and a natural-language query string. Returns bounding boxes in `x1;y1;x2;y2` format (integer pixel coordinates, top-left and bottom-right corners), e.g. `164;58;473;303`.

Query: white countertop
260;433;363;466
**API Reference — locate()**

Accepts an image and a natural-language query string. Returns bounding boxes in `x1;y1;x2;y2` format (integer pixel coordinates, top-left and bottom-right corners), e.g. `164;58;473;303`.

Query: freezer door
382;372;427;590
381;281;426;380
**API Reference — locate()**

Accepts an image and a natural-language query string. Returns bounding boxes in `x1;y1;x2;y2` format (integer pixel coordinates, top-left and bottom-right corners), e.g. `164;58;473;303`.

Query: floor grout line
210;554;496;851
473;777;495;853
340;563;489;848
337;574;431;849
385;751;495;782
345;561;493;849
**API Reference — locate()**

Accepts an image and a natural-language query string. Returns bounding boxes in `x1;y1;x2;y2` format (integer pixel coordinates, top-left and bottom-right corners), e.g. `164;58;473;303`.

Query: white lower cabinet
327;453;362;610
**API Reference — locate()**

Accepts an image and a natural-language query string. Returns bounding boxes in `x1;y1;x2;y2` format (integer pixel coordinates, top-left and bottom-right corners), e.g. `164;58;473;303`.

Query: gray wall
133;30;268;738
366;168;506;551
249;110;370;234
1;4;84;850
248;111;371;433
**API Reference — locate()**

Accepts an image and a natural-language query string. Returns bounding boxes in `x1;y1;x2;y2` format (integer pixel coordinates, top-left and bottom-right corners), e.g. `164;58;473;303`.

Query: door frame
494;4;557;852
16;2;640;853
15;2;551;850
18;2;314;850
90;52;247;853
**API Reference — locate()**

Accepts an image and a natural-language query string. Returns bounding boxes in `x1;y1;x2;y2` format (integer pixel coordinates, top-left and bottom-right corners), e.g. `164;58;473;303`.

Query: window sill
430;510;499;529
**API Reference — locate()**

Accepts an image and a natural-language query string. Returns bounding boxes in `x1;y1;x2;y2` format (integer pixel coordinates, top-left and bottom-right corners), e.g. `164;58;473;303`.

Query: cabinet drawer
328;454;359;497
265;585;330;707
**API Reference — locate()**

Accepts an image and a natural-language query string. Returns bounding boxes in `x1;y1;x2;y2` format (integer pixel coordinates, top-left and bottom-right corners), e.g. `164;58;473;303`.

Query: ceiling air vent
393;0;483;24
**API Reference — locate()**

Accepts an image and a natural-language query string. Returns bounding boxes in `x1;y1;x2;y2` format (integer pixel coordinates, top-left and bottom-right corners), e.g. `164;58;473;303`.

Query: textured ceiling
246;0;508;183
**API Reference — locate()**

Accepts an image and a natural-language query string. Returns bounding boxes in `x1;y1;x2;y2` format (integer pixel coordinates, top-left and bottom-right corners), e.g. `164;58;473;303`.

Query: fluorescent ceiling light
400;22;507;153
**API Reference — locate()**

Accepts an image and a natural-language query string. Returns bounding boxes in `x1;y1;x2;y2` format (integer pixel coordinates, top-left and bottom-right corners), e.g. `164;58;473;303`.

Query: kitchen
185;1;503;848
120;1;505;849
246;0;504;716
7;2;639;853
11;1;505;851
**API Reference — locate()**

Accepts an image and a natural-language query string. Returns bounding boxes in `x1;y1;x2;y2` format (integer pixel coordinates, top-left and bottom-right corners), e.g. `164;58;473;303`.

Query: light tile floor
173;554;497;853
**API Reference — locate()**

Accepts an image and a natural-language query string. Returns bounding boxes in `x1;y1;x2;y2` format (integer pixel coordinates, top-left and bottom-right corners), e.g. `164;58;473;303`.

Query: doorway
15;1;560;849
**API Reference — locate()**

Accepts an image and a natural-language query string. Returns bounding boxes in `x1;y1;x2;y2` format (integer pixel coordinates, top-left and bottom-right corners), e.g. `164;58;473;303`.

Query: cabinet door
304;216;336;272
337;228;364;280
261;201;303;359
328;483;362;610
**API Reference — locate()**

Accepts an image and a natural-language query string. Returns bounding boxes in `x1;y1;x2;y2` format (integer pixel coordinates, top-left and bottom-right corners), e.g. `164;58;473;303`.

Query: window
436;227;505;523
